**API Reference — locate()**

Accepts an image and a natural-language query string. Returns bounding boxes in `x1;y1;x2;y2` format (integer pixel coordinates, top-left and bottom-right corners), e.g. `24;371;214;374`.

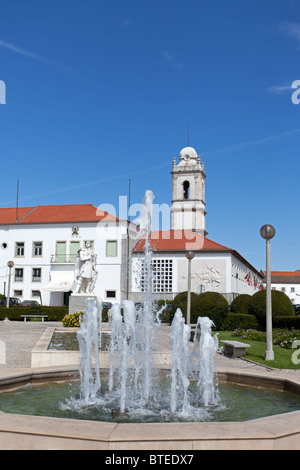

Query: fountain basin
30;326;172;369
0;366;299;450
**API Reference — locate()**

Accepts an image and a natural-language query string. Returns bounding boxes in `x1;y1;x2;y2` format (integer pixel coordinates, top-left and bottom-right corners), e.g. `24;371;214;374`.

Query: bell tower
170;146;207;235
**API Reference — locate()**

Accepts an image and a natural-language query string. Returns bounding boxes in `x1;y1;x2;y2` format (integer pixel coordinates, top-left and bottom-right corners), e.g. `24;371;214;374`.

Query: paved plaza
0;320;299;377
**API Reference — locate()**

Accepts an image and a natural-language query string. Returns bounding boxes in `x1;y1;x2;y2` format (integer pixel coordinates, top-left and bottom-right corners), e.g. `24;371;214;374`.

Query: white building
131;230;263;303
262;271;300;305
0;145;264;307
0;204;134;306
130;146;264;302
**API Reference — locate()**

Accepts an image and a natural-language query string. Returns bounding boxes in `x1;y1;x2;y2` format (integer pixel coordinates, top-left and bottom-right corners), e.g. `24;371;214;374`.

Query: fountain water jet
77;297;102;404
75;189;219;419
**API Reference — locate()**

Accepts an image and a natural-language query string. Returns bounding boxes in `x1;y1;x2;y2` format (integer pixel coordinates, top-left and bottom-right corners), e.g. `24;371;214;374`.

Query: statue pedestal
68;293;97;314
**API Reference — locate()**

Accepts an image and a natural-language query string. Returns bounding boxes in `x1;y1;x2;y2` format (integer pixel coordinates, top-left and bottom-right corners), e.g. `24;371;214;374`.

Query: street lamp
260;224;276;361
185;251;195;325
6;261;14;309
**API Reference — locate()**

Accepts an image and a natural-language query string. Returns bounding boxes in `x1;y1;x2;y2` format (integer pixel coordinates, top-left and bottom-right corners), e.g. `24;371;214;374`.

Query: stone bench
21;315;48;322
220;340;250;358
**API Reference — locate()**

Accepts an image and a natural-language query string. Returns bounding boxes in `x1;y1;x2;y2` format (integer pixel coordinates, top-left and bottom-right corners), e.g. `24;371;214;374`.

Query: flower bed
232;328;300;349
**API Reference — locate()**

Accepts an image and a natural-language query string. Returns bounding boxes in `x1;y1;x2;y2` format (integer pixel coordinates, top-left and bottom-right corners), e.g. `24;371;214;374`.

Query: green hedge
172;291;228;330
273;316;300;330
221;312;260;331
249;290;295;330
0;305;68;321
230;294;252;314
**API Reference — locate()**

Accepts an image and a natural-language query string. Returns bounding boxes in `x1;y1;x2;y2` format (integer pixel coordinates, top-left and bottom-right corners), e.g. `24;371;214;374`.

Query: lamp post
260;224;276;361
186;251;195;325
6;261;14;309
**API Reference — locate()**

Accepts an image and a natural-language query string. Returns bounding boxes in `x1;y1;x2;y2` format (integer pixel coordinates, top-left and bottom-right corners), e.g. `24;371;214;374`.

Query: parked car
0;297;21;306
293;304;300;316
102;302;112;309
20;300;40;306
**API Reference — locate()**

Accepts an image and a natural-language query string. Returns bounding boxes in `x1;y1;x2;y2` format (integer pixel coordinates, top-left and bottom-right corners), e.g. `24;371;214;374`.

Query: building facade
131;230;263;303
0;204;134;306
131;145;264;302
262;271;300;305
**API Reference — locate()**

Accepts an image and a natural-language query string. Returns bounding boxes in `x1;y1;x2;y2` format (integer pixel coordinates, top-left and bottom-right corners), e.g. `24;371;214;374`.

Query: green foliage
154;300;174;323
249;290;295;330
172;291;203;324
232;327;300;349
230;294;252;314
197;292;229;330
62;311;83;327
273;315;300;330
221;312;260;331
0;305;68;321
172;291;228;330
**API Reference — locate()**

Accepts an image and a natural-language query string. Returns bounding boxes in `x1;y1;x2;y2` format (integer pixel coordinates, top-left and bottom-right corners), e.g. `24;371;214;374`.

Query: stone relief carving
179;265;222;289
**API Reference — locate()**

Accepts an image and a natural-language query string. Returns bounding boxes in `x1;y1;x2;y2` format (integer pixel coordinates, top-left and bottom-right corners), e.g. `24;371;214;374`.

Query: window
32;268;41;282
183;181;190;200
55;241;66;262
14;290;23;297
31;290;41;298
15;242;25;257
281;287;286;292
33;242;43;257
14;268;24;282
140;258;173;293
70;241;80;262
291;287;295;293
106;290;116;298
106;240;118;257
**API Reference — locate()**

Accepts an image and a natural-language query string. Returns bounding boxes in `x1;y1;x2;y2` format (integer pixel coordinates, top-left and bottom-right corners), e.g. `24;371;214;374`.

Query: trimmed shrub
230;294;252;314
172;291;229;329
172;292;203;324
249;290;295;330
0;305;68;321
154;300;174;323
273;316;300;330
221;312;260;331
197;291;229;330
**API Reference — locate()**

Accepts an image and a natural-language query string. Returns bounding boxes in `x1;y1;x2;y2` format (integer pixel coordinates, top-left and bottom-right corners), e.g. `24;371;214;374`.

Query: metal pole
6;266;12;309
187;257;192;325
265;239;274;360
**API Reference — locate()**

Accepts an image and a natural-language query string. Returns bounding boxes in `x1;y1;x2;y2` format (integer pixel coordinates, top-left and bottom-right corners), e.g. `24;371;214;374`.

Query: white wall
270;283;300;305
0;221;128;305
131;251;263;301
231;254;263;296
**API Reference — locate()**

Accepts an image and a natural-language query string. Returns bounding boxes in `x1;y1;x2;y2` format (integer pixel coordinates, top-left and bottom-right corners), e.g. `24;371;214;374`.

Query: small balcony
50;254;77;264
50;254;98;264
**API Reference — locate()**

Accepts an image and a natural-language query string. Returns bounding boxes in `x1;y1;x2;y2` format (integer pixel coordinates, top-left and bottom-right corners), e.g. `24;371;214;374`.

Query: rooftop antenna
16;179;19;223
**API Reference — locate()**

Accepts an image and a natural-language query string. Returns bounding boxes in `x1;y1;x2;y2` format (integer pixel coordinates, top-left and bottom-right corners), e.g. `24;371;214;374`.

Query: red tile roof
0;204;119;225
271;271;300;276
133;230;263;278
133;230;230;252
261;270;300;284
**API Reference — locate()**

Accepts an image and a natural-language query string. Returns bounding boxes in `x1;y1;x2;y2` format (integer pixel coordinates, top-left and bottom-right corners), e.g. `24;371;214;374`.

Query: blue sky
0;0;300;272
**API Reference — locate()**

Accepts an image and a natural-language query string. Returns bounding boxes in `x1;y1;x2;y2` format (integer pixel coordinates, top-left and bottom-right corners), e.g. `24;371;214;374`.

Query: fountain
71;189;220;420
0;190;300;449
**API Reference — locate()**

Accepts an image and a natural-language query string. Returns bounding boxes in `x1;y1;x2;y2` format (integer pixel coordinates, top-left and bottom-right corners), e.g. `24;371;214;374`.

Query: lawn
216;330;300;370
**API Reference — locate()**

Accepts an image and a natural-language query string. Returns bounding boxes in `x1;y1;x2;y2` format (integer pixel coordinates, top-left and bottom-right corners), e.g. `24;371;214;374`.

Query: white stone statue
74;241;98;294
